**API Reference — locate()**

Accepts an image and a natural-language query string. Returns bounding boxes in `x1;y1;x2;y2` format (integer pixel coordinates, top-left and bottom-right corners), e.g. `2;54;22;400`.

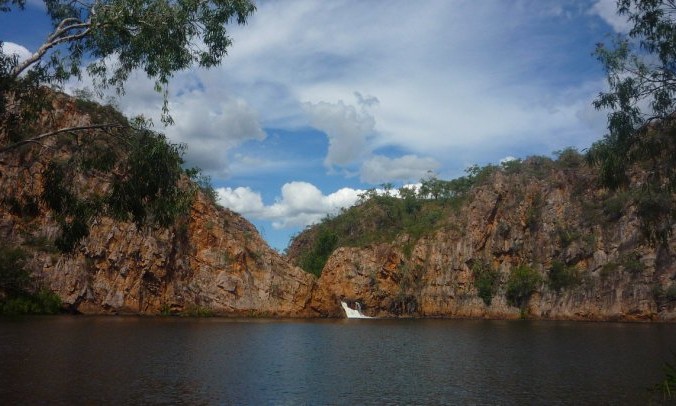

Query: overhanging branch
0;123;128;155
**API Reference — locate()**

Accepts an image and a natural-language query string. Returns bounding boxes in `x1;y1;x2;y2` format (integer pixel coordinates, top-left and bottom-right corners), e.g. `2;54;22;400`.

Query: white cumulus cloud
360;154;440;184
1;42;31;62
304;98;375;168
217;181;364;229
590;0;632;33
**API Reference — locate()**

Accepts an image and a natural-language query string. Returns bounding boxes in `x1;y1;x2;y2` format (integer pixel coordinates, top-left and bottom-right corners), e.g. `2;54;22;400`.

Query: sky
1;0;631;251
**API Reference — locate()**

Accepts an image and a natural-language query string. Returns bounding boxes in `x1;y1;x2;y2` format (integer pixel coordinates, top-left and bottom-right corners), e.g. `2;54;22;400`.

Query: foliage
547;260;580;292
620;251;643;276
602;191;630;222
34;119;197;253
182;305;214;317
588;0;676;244
1;0;255;123
108;129;194;227
1;289;62;315
553;147;584;169
651;354;676;403
505;265;541;309
298;228;338;277
556;227;581;248
472;261;500;306
0;245;62;315
0;245;29;295
186;167;219;204
525;192;544;233
500;158;523;175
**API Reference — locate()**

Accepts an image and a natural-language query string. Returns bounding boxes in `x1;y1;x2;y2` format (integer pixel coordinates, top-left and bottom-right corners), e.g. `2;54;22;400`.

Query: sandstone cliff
0;93;316;316
293;160;676;321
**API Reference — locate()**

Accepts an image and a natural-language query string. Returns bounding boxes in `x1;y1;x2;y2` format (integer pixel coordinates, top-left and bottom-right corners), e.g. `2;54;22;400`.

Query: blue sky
1;0;631;250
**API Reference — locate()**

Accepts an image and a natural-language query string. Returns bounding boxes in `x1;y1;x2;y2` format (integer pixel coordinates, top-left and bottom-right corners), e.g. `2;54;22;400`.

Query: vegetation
33;114;200;252
298;228;338;277
182;305;214;317
0;245;62;315
651;354;676;403
292;167;495;275
0;0;255;125
589;0;676;244
547;260;580;292
0;0;255;252
505;265;541;310
472;261;500;306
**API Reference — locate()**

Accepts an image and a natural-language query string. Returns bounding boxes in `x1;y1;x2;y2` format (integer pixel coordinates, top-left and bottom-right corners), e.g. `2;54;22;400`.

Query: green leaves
505;265;541;310
590;0;676;244
108;128;194;228
4;0;255;121
472;261;500;306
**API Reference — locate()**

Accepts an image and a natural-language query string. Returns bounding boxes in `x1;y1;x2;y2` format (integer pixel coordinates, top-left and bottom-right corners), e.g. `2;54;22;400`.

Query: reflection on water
0;316;674;405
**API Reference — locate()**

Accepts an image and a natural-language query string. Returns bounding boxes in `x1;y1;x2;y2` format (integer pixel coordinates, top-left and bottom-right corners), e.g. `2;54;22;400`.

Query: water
1;317;674;405
341;301;372;318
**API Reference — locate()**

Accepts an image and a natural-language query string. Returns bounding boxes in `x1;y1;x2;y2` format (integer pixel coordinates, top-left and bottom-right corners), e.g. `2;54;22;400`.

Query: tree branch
11;19;91;78
0;123;127;155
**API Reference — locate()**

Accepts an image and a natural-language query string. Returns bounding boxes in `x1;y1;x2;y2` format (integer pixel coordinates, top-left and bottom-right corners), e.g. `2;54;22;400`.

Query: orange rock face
305;170;676;321
1;92;317;316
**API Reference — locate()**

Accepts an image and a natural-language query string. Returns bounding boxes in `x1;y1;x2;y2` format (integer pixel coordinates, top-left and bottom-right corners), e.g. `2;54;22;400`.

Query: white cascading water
341;301;372;318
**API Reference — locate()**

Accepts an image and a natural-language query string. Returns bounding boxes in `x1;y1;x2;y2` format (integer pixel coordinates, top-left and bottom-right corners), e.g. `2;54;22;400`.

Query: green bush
182;305;214;317
299;228;338;277
472;261;500;306
547;260;579;292
1;289;62;315
556;227;580;248
506;265;541;309
0;246;29;294
667;285;676;301
621;252;643;276
554;147;584;168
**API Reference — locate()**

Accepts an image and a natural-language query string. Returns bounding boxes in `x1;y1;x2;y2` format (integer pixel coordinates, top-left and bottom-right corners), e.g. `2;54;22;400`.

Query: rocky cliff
3;92;675;321
0;92;316;316
294;159;676;321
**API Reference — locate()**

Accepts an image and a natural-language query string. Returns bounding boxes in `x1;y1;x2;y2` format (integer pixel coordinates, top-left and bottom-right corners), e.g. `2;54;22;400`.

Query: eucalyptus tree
1;0;255;126
589;0;676;243
0;0;255;251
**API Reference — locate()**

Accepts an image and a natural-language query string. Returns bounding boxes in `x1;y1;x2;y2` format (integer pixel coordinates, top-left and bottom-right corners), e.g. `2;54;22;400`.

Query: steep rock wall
308;170;676;321
0;93;317;316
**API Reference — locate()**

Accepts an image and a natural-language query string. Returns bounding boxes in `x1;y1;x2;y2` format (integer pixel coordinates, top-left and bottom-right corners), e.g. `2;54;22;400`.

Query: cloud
304;97;375;168
1;42;31;61
217;182;363;229
590;0;631;33
215;1;608;169
62;1;609;184
360;154;440;184
217;186;265;214
499;156;518;164
165;93;265;175
71;69;266;177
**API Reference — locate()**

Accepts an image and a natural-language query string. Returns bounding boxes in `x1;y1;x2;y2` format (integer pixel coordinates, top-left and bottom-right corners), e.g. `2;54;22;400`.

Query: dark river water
0;316;674;405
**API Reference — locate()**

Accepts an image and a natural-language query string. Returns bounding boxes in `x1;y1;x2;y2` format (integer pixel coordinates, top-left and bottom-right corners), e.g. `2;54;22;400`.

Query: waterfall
341;301;372;319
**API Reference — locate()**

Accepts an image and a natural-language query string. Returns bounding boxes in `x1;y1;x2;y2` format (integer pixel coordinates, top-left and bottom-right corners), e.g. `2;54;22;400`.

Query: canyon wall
303;169;676;321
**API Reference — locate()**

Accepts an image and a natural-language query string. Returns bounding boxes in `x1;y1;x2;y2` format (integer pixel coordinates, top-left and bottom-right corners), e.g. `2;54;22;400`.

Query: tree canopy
1;0;255;121
589;0;676;243
0;0;253;252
